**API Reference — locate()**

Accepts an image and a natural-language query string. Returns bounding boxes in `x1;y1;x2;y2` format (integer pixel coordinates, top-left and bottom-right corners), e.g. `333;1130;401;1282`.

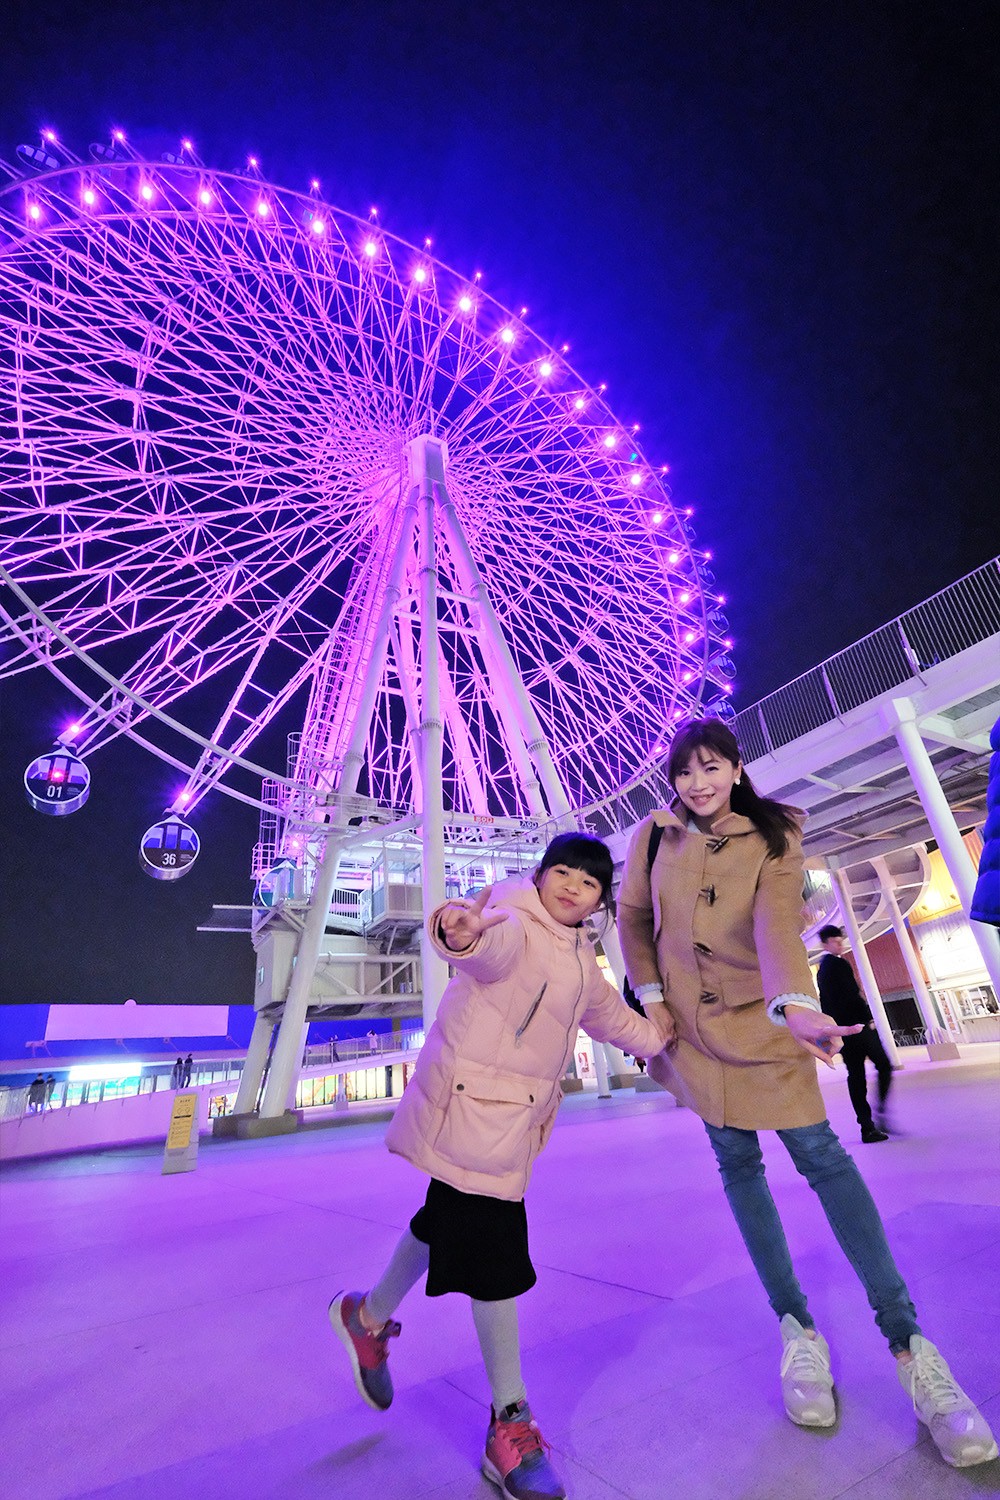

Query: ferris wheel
0;129;735;877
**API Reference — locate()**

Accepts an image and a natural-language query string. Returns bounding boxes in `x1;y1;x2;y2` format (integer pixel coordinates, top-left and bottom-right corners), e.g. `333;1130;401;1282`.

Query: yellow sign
166;1092;197;1150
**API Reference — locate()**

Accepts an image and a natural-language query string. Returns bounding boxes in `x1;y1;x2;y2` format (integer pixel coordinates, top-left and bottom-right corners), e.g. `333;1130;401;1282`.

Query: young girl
330;832;672;1500
617;716;997;1470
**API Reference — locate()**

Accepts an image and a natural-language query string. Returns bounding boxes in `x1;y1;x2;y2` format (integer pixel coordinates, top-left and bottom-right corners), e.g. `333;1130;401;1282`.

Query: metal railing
302;1030;424;1068
578;557;999;839
729;557;1000;763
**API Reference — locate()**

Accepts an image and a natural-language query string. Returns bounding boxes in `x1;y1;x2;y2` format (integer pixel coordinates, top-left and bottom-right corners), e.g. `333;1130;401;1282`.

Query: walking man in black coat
817;925;893;1143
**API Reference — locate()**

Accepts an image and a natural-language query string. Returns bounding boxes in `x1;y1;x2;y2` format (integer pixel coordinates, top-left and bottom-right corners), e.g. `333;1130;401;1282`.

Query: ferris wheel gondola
0;127;735;872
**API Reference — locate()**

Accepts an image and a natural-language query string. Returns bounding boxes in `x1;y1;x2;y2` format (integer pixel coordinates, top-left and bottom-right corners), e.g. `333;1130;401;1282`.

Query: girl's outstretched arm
427;888;525;983
581;974;675;1057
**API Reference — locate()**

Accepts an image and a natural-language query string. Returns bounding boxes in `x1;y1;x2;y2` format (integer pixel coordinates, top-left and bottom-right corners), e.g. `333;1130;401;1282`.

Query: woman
617;716;996;1470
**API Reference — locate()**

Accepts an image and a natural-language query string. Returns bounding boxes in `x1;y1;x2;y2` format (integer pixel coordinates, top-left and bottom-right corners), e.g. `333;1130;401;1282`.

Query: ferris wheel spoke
2;153;732;830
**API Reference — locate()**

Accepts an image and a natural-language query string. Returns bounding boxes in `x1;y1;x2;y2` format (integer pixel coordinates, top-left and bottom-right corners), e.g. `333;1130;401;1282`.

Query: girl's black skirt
409;1178;536;1301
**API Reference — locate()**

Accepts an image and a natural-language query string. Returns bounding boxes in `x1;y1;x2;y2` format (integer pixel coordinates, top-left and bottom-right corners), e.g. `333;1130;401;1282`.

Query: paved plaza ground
2;1055;999;1500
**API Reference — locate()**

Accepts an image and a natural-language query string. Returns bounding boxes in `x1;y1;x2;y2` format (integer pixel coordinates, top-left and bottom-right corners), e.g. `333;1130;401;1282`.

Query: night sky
1;1;996;1007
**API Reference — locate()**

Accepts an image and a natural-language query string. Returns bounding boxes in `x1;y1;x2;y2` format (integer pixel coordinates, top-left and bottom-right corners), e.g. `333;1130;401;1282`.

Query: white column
233;1013;273;1113
410;438;449;1029
829;862;901;1066
888;698;1000;996
871;856;939;1036
593;1041;612;1098
597;922;639;1081
261;486;421;1118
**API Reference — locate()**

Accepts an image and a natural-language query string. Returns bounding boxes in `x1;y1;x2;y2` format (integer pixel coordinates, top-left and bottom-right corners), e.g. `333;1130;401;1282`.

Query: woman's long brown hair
666;718;800;859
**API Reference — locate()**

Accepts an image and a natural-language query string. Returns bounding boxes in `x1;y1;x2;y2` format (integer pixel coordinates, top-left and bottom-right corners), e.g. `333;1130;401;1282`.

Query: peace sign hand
439;887;510;953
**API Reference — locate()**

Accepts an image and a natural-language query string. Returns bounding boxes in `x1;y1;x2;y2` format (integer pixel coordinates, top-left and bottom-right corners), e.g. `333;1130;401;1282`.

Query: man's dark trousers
841;1027;893;1128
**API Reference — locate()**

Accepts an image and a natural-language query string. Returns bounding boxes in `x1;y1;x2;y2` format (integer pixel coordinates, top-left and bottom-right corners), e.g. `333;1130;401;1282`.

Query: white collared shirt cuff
635;983;664;999
767;993;822;1026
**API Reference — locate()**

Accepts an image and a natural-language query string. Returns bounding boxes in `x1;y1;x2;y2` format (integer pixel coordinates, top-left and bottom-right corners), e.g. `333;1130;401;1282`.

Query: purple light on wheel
0;142;730;833
82;188;96;207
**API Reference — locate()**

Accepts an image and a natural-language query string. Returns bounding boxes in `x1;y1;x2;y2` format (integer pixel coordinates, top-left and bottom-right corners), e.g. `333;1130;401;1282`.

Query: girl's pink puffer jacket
384;875;669;1201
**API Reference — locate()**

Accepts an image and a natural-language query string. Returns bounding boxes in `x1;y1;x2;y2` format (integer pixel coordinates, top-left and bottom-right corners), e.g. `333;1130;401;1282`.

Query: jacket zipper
515;984;547;1043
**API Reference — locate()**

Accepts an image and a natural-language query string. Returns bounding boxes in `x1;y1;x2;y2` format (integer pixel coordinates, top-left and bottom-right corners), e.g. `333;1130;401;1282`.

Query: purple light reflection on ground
0;1054;997;1498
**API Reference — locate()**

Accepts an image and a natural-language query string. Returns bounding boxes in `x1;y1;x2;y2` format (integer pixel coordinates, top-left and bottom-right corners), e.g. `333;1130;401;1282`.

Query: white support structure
871;855;940;1036
233;1013;274;1114
887;698;1000;996
436;482;573;825
260;486;421;1118
411;437;449;1029
829;862;902;1066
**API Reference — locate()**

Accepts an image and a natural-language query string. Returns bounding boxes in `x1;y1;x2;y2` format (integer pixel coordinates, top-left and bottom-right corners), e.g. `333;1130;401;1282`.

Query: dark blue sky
1;1;996;1005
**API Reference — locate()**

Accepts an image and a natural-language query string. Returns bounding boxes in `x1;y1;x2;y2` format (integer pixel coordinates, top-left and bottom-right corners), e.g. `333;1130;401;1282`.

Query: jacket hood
653;805;805;839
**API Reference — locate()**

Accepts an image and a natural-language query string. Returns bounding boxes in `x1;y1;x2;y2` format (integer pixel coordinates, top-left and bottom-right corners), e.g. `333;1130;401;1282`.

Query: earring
735;777;742;786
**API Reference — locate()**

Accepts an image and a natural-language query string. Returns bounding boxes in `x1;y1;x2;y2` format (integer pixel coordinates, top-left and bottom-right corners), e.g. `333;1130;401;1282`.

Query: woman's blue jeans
704;1119;919;1354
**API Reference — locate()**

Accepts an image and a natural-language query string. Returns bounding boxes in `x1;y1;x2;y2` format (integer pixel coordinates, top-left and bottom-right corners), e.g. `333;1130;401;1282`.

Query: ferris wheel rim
0;141;733;823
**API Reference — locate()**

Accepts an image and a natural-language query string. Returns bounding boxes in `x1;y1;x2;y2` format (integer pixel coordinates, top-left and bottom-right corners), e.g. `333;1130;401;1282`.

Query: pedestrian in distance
181;1054;193;1087
817;925;894;1141
170;1057;183;1089
617;716;997;1470
329;832;673;1500
27;1075;45;1113
44;1074;56;1109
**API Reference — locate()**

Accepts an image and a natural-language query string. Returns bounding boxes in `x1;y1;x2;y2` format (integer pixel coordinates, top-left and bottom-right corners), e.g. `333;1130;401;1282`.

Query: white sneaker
898;1336;998;1468
779;1315;836;1427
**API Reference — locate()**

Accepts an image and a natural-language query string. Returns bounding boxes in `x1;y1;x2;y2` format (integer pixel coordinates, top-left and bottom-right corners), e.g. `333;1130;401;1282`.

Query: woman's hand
785;1006;864;1068
439;887;509;952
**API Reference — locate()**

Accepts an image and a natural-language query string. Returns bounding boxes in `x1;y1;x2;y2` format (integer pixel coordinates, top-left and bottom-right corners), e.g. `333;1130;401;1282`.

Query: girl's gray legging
365;1227;527;1411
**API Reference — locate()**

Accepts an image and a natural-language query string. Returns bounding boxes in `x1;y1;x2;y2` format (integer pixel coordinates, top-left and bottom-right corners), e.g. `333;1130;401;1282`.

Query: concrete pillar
871;856;939;1036
829;862;902;1066
596;922;640;1085
889;698;1000;995
234;1013;274;1114
593;1041;612;1098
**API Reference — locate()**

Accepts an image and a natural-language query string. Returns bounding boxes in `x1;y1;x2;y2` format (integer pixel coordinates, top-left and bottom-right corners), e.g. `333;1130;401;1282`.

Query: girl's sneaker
483;1400;566;1499
328;1291;400;1412
898;1336;998;1468
779;1315;836;1427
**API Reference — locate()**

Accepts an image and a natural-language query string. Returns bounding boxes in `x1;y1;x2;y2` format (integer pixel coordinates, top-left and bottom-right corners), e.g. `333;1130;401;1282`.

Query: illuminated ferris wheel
0;130;735;873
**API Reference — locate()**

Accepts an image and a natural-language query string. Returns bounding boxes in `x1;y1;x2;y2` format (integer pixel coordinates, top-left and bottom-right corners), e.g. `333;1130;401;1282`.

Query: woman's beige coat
617;807;825;1130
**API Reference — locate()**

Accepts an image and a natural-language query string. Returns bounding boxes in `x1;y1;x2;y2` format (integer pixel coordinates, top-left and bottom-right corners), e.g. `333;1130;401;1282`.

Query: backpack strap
646;819;664;875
